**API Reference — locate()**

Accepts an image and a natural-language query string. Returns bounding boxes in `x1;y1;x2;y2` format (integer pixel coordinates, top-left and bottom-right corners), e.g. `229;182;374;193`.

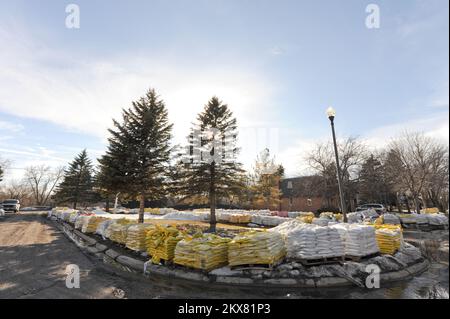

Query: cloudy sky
0;0;448;181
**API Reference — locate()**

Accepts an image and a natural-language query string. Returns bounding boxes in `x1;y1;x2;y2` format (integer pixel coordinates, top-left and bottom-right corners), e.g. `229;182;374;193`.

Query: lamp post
326;107;348;222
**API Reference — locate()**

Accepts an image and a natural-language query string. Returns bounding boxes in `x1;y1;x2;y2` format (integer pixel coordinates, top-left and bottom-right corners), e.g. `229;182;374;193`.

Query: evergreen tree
98;89;173;223
54;149;96;209
182;97;244;232
358;154;394;205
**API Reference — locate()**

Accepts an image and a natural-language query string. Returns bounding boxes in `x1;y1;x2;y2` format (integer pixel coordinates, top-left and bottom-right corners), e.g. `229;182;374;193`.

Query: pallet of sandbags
96;219;116;238
382;213;401;225
173;234;231;271
422;207;440;214
427;214;448;227
82;216;108;234
228;231;286;268
126;224;155;252
146;226;183;264
330;224;379;258
74;215;90;230
398;214;417;225
374;224;403;255
107;221;134;245
274;223;344;262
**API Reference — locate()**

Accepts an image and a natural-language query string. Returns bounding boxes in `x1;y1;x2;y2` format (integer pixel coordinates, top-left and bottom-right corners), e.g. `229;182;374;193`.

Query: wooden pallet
230;261;281;270
298;256;344;266
344;252;380;262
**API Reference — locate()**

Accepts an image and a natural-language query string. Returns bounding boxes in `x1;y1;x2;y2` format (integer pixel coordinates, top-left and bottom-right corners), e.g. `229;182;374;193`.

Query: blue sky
0;0;448;181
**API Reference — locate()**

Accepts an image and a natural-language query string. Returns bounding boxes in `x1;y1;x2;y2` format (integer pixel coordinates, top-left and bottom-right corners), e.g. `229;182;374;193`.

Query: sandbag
228;231;286;266
146;226;183;264
174;234;231;271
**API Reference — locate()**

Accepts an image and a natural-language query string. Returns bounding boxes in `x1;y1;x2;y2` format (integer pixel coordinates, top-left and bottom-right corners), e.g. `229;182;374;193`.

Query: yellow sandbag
82;216;107;234
174;234;231;271
422;207;440;214
228;230;286;266
125;223;155;251
297;216;313;224
146;225;183;264
108;223;134;244
374;225;402;255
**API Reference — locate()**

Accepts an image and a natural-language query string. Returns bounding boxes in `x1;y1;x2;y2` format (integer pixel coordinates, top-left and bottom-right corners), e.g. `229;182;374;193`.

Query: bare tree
305;137;367;211
0;179;34;206
385;132;449;213
24;165;64;206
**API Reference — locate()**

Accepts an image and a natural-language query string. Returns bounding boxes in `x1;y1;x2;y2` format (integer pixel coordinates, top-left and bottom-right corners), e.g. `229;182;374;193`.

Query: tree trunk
139;193;145;223
209;163;217;233
73;202;77;210
413;196;421;214
105;197;110;212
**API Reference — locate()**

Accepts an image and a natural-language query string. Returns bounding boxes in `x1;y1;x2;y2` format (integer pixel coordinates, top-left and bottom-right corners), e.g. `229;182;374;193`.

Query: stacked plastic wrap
311;218;330;227
422;207;440;214
374;225;403;255
107;221;133;244
174;234;231;271
330;224;379;257
250;215;288;226
347;212;364;223
75;215;89;230
146;226;183;264
427;214;448;226
125;224;155;251
382;214;401;225
398;214;417;225
272;221;344;260
96;219;116;238
228;231;286;266
82;216;107;234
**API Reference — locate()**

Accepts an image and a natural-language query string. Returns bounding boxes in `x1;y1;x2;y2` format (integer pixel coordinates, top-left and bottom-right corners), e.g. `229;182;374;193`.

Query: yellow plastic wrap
174;234;231;271
334;213;343;221
422;207;440;214
228;230;286;266
146;226;183;264
374;224;402;255
228;214;252;224
125;224;155;251
108;222;134;244
297;216;314;224
82;216;107;234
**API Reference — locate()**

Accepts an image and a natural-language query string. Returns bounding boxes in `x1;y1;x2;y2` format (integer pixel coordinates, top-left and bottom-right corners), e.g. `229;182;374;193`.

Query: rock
290;270;300;277
209;267;243;277
262;271;272;278
291;262;302;269
253;274;263;280
277;264;293;271
105;249;121;260
116;255;145;272
95;243;108;252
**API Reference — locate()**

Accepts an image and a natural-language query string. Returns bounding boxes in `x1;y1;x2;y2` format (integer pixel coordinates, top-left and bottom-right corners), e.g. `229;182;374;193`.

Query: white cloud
0;120;24;133
0;24;278;151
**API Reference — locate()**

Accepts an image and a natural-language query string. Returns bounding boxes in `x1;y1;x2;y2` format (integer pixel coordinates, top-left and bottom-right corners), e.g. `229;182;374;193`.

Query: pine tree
98;89;173;223
54;149;96;209
250;149;283;210
182;97;244;232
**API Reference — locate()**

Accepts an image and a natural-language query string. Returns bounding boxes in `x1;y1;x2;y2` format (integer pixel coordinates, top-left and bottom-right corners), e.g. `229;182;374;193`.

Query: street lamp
326;107;348;222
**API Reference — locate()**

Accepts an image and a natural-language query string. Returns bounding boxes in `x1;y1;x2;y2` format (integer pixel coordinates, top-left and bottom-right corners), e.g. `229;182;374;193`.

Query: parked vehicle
1;199;21;213
356;203;387;215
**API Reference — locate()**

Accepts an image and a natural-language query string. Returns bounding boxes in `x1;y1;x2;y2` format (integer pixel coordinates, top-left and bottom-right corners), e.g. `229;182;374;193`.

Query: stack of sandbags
415;214;429;225
174;234;231;271
330;224;379;257
422;207;440;214
382;213;401;225
374;225;402;255
68;212;79;224
312;217;329;227
96;219;116;238
228;213;252;224
398;214;417;225
75;215;90;230
347;212;364;223
228;231;286;266
126;224;155;252
146;226;183;264
297;215;314;224
82;216;107;234
427;214;448;226
319;212;334;219
274;223;344;260
108;222;133;244
287;212;302;218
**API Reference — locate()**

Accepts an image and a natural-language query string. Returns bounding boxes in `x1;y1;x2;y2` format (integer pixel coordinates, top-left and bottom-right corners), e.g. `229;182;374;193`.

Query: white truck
1;199;20;213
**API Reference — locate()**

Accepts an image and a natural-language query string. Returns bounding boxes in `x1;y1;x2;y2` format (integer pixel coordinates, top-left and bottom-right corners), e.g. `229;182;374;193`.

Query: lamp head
326;107;336;119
